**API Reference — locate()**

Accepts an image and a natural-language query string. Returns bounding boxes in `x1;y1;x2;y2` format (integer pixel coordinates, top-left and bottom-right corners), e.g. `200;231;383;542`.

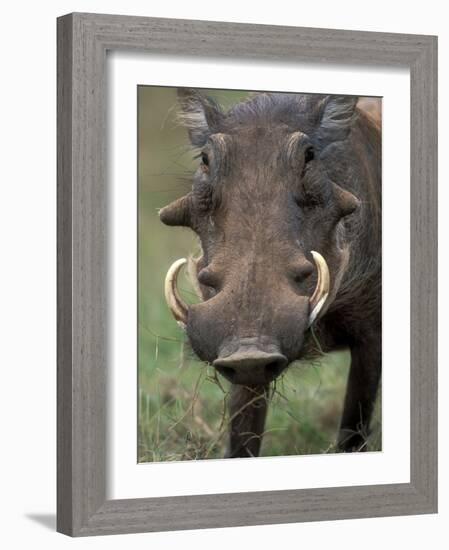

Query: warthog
160;89;381;458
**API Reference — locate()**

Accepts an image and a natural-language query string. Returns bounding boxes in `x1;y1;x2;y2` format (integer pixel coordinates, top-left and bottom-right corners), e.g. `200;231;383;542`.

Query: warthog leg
338;334;381;452
225;384;269;458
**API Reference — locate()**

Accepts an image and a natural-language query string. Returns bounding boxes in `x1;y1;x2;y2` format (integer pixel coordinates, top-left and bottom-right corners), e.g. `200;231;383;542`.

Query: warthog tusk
308;251;330;328
164;258;188;329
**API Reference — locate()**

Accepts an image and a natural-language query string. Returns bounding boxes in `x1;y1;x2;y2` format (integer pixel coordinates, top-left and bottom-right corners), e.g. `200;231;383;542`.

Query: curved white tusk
187;256;203;300
308;251;330;328
164;258;188;329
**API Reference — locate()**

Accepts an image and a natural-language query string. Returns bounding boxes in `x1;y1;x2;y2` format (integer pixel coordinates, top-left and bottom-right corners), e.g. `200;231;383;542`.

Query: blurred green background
138;86;381;462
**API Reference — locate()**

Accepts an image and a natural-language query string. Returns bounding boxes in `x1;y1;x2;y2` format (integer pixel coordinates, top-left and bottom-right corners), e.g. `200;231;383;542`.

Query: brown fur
160;90;381;456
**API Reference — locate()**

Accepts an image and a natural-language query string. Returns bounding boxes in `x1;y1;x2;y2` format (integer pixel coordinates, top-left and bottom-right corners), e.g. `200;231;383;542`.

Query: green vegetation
138;86;381;462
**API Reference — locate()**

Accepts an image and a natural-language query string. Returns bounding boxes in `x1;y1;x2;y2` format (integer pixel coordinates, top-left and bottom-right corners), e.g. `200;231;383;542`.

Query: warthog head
160;89;360;386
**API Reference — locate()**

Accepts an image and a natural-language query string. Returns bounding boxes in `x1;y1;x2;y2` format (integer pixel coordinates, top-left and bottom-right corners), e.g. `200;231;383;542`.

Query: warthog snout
213;345;288;385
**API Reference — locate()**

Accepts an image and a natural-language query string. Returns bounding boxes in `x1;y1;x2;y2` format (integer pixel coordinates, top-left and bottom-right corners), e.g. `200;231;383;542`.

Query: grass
138;325;381;462
138;86;381;463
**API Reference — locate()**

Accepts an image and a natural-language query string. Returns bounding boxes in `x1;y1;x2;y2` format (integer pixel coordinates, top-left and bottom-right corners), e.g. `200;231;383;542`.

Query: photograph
51;9;437;538
138;86;382;462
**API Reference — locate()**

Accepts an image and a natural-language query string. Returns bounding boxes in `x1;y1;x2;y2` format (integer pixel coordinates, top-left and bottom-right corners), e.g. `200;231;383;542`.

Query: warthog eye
199;152;210;175
304;146;315;164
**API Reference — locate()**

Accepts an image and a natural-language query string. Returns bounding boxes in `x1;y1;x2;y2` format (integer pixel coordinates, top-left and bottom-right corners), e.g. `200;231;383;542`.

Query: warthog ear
177;88;223;147
316;95;358;144
159;193;193;227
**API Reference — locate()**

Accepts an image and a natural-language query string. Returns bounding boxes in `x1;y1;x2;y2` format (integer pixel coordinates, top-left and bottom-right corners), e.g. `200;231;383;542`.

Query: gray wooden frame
57;12;438;536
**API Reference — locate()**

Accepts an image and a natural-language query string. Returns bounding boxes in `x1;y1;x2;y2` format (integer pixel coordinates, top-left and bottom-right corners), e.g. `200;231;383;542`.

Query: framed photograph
57;13;437;536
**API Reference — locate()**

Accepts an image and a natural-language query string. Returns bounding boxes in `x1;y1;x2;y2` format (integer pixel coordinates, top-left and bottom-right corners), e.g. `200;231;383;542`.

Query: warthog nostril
213;347;288;385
